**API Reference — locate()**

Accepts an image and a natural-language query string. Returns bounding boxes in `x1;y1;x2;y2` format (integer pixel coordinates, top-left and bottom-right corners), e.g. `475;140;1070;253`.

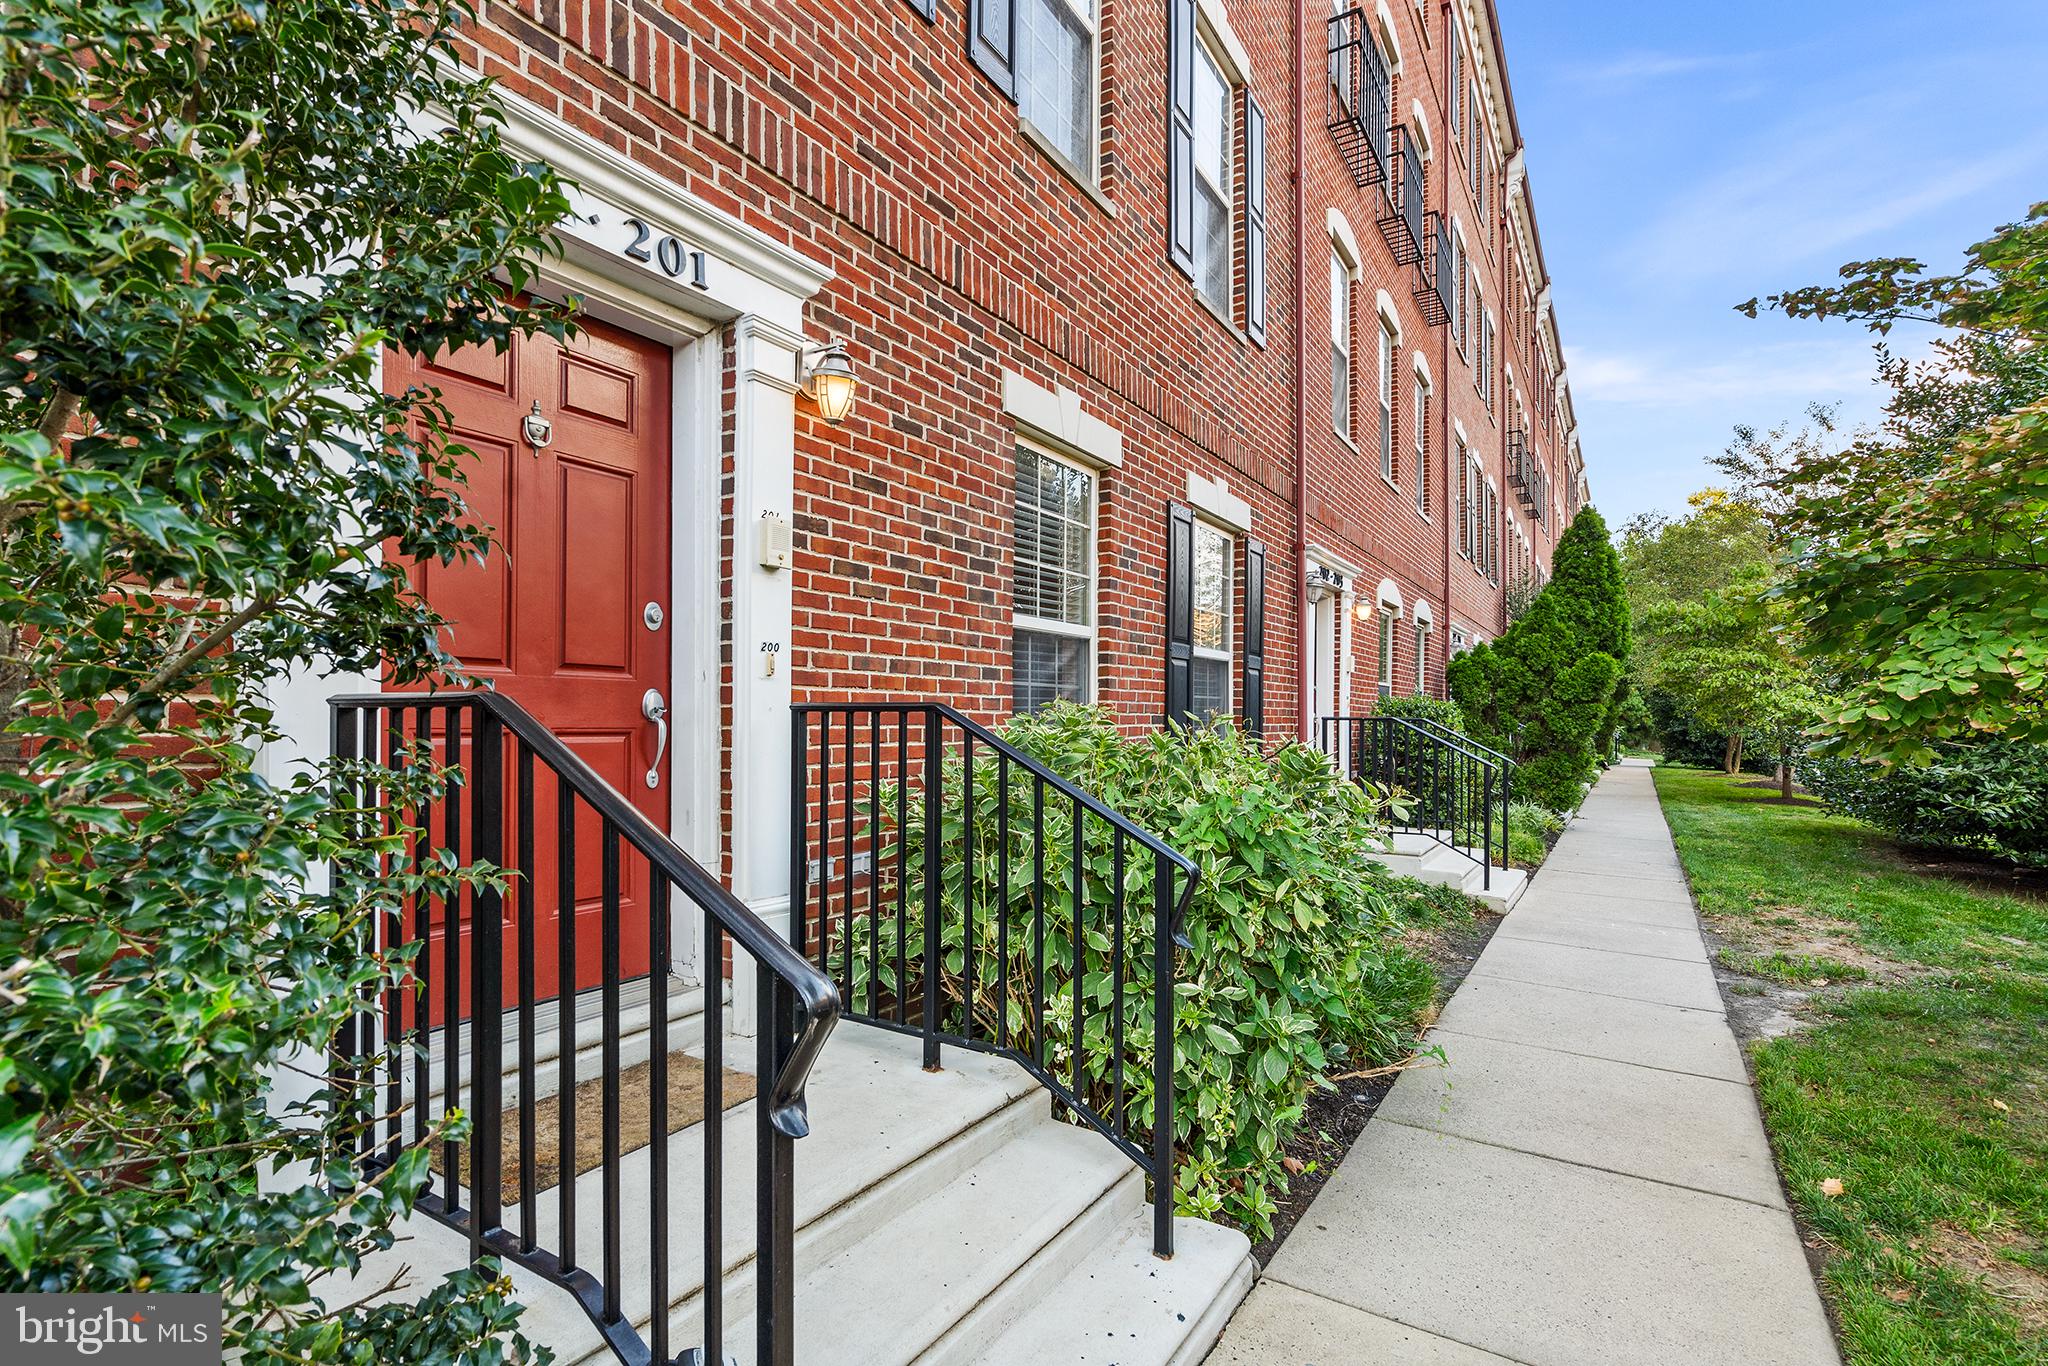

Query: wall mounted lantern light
798;338;858;424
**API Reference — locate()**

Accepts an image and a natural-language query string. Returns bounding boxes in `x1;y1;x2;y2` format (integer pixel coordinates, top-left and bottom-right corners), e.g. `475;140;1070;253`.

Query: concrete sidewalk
1208;760;1841;1366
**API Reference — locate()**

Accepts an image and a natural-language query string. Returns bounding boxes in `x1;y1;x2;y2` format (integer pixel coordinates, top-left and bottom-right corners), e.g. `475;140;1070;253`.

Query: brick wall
459;0;1578;742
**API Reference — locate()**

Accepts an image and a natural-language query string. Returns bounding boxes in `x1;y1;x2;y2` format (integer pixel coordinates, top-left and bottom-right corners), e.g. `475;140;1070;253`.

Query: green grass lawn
1652;764;2048;1366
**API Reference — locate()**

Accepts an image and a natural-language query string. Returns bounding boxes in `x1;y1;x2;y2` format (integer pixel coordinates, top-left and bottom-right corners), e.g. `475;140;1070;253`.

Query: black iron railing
790;703;1197;1257
1415;210;1453;327
1327;8;1390;188
1507;428;1550;522
1321;714;1512;889
1376;125;1425;266
330;691;839;1366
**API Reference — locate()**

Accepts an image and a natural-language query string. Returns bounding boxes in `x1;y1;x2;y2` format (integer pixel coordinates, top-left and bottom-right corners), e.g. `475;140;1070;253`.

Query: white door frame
492;91;831;1008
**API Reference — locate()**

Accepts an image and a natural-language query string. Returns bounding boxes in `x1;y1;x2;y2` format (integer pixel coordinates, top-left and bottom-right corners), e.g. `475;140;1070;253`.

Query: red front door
389;315;673;1013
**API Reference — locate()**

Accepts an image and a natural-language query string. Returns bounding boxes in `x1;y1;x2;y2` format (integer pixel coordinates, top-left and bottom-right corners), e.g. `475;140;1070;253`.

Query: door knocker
521;400;554;451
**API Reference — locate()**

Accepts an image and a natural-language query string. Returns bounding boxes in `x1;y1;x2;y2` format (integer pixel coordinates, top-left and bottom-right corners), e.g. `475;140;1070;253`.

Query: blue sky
1497;1;2048;529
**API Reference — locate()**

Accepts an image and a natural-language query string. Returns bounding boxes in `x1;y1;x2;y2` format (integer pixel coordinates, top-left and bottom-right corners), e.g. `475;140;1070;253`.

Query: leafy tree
1651;583;1828;794
1448;508;1630;810
0;2;569;1359
1736;204;2048;762
1618;488;1773;694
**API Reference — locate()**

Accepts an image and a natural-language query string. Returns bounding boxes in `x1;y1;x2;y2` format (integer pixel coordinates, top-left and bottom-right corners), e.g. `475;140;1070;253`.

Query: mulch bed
434;1052;755;1203
1248;904;1505;1266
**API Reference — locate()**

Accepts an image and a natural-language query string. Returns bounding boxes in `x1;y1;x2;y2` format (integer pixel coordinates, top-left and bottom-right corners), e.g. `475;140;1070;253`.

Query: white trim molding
1186;471;1252;533
1327;207;1363;269
1375;577;1405;612
1196;0;1253;83
1001;370;1125;469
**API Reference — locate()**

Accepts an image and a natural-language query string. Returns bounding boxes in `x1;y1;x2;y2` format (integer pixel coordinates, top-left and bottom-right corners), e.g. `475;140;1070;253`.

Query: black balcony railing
1327;8;1390;189
1321;714;1512;889
1414;210;1453;327
1507;428;1549;521
1376;124;1425;266
791;703;1198;1258
329;691;839;1366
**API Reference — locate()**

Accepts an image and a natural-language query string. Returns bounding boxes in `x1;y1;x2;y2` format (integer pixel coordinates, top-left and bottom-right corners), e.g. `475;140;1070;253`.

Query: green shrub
1505;801;1565;869
1449;508;1631;809
848;705;1436;1238
1371;692;1468;734
1800;741;2048;864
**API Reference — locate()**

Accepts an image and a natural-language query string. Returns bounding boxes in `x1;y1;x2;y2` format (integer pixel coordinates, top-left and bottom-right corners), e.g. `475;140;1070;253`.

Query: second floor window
1330;252;1352;439
1192;37;1234;309
1413;377;1430;514
1377;318;1396;481
1019;0;1096;171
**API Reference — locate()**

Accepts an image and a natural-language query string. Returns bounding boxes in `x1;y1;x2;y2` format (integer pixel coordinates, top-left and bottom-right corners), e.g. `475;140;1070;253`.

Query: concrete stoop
352;1021;1253;1366
1371;831;1528;913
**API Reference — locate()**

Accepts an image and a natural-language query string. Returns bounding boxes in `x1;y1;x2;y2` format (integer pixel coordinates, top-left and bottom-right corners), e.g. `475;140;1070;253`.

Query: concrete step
349;1020;1255;1366
419;973;710;1110
1469;866;1530;914
710;1118;1141;1364
968;1213;1256;1366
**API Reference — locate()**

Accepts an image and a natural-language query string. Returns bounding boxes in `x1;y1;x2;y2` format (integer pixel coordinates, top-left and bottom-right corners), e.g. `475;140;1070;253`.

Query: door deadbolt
644;602;665;631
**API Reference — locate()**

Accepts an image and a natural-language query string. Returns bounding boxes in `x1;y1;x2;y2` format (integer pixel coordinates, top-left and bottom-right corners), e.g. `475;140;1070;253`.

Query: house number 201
623;217;708;288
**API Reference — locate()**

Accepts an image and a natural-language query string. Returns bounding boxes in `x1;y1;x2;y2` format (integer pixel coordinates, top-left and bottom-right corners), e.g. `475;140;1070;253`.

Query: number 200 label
623;217;708;288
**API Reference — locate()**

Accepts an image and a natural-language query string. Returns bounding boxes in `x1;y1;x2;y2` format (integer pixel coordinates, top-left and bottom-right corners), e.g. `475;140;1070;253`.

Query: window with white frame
1482;312;1496;411
1330;252;1351;439
1191;36;1234;310
1413;617;1430;694
1190;519;1233;718
1376;607;1396;697
1012;444;1095;713
1377;315;1396;482
1412;373;1430;514
1019;0;1097;172
1452;230;1468;348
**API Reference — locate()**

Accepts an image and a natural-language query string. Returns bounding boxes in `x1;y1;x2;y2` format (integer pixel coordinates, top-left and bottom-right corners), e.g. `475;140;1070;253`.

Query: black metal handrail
1376;124;1425;266
330;690;839;1366
790;702;1198;1258
1415;210;1453;327
1327;8;1390;188
1321;714;1512;889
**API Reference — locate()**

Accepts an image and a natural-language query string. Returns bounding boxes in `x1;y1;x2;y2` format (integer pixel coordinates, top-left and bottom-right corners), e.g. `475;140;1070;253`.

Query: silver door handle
641;688;668;788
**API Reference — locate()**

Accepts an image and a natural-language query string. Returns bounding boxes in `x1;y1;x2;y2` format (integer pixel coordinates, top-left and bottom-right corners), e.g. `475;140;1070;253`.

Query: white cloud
1567;49;1768;90
1570;339;1883;409
1626;73;2048;288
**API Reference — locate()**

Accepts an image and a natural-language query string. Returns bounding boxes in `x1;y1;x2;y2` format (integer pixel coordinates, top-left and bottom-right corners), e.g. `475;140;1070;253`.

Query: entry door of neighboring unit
1310;593;1340;751
388;314;673;1016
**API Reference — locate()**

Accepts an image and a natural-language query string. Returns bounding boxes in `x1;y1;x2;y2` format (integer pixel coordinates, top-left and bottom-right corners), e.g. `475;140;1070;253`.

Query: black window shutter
1167;0;1197;277
968;0;1017;100
1165;501;1195;726
1242;538;1267;736
1244;93;1268;344
1449;19;1462;135
906;0;935;19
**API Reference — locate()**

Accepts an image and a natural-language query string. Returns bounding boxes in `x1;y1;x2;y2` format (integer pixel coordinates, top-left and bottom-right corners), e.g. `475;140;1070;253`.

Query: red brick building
288;0;1587;946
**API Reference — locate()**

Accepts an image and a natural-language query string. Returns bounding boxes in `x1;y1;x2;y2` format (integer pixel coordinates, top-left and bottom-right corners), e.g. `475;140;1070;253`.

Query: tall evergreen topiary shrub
1448;508;1632;810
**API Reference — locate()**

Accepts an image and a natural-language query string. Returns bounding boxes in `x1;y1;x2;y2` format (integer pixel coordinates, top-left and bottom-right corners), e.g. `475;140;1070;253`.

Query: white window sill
1014;613;1095;640
1018;119;1116;219
1192;284;1247;344
1378;471;1400;494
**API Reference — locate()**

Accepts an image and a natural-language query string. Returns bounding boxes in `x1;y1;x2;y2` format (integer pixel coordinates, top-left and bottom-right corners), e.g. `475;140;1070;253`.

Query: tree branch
107;590;280;727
